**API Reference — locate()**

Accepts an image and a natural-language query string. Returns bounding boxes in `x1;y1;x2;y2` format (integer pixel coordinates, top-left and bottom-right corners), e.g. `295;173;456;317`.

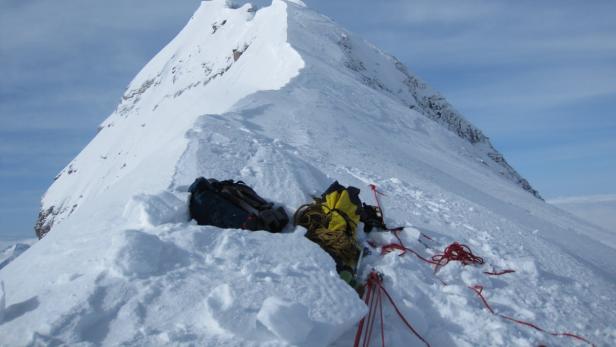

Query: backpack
188;177;289;233
294;181;363;274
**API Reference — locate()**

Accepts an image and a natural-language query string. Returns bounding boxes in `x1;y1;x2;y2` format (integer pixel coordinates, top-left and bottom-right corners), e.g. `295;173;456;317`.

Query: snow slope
1;0;615;346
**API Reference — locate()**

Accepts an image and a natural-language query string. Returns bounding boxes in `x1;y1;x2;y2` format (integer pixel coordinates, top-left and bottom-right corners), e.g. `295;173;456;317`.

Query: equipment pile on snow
294;182;364;286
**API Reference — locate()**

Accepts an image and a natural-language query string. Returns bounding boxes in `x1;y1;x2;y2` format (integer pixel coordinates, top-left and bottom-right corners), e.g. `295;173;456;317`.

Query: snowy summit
1;1;614;346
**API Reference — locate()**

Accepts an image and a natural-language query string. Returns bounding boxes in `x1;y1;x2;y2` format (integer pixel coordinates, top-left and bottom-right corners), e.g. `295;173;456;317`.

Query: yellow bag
295;182;362;272
322;188;361;235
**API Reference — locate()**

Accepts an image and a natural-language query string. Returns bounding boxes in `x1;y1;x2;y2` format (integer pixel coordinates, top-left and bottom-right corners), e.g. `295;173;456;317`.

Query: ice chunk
257;296;313;344
112;230;164;278
112;230;188;279
123;191;188;228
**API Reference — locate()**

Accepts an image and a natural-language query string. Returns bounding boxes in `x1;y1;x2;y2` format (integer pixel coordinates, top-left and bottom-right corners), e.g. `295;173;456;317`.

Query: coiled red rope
431;242;484;272
353;272;431;347
380;229;515;276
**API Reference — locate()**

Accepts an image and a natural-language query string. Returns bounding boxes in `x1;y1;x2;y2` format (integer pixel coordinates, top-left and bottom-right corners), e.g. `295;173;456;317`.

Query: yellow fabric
295;187;362;271
321;189;361;236
306;227;359;270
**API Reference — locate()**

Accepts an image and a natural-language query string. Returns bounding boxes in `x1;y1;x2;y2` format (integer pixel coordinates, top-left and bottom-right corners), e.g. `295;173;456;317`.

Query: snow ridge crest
3;2;615;347
334;32;542;199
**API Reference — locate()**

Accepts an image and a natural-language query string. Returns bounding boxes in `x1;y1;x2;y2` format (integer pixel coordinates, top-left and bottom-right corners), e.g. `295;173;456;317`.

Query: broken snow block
123;191;188;228
257;296;313;344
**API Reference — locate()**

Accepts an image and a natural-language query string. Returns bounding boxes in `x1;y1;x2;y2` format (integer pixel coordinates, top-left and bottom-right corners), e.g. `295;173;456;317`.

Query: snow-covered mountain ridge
336;34;541;200
1;1;614;346
34;0;540;239
34;0;305;238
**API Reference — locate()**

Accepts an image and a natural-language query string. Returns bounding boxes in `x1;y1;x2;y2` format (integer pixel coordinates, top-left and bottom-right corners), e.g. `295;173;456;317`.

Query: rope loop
431;242;484;272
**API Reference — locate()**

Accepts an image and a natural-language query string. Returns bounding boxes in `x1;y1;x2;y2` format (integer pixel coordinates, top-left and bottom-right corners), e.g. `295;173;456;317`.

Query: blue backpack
188;177;289;233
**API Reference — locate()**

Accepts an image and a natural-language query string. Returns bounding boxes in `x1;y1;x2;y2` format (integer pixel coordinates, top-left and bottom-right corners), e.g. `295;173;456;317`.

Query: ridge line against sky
1;0;615;239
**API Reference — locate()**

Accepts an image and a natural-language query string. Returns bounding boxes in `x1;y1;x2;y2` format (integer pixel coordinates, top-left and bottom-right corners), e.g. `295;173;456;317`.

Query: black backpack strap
218;181;273;213
220;188;260;215
231;181;273;210
258;207;288;233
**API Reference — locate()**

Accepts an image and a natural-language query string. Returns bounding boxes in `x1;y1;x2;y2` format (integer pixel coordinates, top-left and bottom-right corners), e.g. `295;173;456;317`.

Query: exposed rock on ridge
338;34;542;199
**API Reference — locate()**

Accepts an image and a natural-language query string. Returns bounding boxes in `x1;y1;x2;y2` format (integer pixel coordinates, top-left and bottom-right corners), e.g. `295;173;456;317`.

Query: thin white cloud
340;0;616;71
549;194;616;205
0;0;200;52
549;194;616;237
397;0;500;24
518;138;616;163
447;66;616;111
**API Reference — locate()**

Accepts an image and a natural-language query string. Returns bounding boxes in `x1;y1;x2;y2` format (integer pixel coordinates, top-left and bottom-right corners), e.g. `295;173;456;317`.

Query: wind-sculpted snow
4;0;615;346
0;224;364;346
35;0;304;238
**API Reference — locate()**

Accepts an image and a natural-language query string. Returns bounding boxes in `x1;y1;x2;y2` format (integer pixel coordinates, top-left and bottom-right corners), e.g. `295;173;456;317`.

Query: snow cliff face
2;1;615;346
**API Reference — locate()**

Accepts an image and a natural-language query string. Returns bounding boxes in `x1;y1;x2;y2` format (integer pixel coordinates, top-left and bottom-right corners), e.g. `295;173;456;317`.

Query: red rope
363;293;377;347
407;248;441;266
378;281;431;347
483;269;516;276
380;231;516;277
369;184;385;220
429;242;515;275
364;185;593;346
354;277;374;347
355;273;379;347
431;242;484;272
378;288;385;347
380;230;439;265
379;239;590;345
381;242;407;256
354;272;431;347
380;229;407;256
469;285;596;347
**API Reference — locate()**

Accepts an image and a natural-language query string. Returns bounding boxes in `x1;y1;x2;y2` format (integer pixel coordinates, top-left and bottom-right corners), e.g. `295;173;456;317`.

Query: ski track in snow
1;1;615;346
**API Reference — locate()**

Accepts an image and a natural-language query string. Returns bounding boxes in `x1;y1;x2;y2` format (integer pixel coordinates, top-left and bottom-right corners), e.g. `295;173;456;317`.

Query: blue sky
1;0;615;240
